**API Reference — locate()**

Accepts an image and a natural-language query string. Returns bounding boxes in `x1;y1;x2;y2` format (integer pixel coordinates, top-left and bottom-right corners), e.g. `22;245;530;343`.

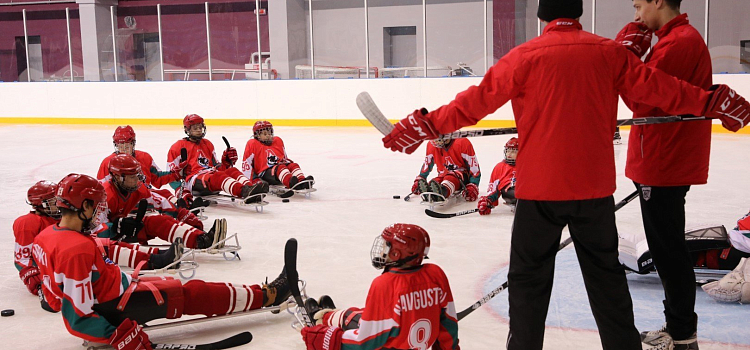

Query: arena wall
0;74;749;134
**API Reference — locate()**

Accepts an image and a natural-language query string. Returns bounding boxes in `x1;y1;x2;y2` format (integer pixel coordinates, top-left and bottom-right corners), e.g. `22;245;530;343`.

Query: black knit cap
537;0;583;22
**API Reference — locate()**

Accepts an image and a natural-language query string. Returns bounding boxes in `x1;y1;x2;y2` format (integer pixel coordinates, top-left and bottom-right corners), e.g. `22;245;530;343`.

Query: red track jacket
425;19;712;201
624;14;713;186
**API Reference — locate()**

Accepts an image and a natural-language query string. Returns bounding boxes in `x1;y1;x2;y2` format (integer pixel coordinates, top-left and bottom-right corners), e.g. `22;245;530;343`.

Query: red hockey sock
441;172;464;198
287;162;305;180
143;215;203;248
224;167;251;186
100;239;153;269
182;280;264;316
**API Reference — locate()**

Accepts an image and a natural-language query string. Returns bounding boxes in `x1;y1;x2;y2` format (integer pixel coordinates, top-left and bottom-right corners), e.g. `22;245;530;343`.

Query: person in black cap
379;0;750;349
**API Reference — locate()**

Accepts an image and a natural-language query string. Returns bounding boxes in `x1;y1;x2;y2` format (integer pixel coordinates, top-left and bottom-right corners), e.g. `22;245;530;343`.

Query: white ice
1;125;748;350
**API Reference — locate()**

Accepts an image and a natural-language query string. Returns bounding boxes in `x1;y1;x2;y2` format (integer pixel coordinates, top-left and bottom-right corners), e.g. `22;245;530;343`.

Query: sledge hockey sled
192;190;268;213
419;191;464;211
270;179;317;199
186;232;243;262
133;249;200;280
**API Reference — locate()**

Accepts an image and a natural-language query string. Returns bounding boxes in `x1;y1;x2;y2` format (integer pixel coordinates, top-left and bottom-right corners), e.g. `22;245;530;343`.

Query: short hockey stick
222;136;231;148
285;238;314;327
356;92;710;140
456;190;639;320
404;192;416;202
152;332;252;350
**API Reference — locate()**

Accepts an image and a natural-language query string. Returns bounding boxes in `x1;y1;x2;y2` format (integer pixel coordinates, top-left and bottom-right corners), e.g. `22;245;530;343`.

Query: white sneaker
641;323;669;346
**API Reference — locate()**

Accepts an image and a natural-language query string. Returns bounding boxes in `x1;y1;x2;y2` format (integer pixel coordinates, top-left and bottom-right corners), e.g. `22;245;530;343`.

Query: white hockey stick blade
356;92;394;135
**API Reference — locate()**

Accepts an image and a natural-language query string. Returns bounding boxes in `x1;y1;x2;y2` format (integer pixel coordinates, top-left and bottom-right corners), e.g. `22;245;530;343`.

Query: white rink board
0;125;749;350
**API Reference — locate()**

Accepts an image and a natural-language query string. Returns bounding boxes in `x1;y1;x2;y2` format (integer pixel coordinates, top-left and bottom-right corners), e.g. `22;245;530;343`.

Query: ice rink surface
1;124;749;350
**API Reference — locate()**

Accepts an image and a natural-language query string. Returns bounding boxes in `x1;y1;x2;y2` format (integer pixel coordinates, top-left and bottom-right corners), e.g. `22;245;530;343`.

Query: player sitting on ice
97;125;185;201
101;153;225;250
299;223;459;350
32;173;291;350
168;114;268;203
14;181;182;307
411;137;480;203
242;120;314;190
477;137;518;215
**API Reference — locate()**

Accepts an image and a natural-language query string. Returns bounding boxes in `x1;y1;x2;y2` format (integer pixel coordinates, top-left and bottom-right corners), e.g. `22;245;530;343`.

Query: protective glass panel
0;11;29;82
160;3;209;81
425;0;484;78
114;5;158;81
492;0;539;66
208;1;268;81
67;9;83;81
307;1;370;79
22;9;69;81
708;1;749;74
366;0;424;78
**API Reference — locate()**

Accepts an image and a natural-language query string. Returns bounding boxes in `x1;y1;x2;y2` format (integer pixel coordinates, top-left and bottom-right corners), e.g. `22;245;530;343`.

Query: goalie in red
411;137;480;203
477;137;518;215
167;114;269;203
242;120;314;190
299;223;459;350
33;173;291;350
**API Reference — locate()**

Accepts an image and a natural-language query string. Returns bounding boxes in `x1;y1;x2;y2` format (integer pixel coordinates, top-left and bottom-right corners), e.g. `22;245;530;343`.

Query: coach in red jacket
380;0;749;349
620;1;710;349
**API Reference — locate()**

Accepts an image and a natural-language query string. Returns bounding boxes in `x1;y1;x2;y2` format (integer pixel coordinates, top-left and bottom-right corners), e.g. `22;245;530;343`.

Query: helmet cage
112;170;144;193
430;138;451;149
184;123;206;141
254;127;274;146
113;141;135;155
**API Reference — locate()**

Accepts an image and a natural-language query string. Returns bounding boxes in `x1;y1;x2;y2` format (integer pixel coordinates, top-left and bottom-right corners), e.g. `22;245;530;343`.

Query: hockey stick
152;332;252;350
113;199;148;242
425;208;479;219
285;238;314;327
456;190;639;321
404;192;416;202
222;136;231;149
356;92;710;140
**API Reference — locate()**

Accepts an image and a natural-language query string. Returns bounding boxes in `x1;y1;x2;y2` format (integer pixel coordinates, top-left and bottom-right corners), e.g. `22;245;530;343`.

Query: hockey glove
383;108;439;154
177;207;204;230
301;325;343;350
109;319;152;350
19;266;42;295
112;217;144;240
705;84;750;132
222;147;238;167
478;196;493;215
615;22;652;58
171;159;189;179
464;183;479;202
412;178;423;194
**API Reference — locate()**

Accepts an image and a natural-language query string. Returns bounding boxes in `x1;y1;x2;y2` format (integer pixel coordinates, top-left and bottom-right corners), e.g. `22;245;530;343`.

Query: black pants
635;182;697;340
507;197;640;350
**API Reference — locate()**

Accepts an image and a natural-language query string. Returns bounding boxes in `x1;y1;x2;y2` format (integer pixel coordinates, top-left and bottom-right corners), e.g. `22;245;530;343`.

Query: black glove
112;217;144;240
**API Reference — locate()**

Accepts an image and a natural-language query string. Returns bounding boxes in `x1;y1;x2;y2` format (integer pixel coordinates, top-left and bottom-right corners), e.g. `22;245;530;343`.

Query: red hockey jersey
167;138;223;181
339;263;459;350
241;137;290;179
103;180;176;221
13;212;57;271
418;138;480;186
98;150;178;189
423;19;712;200
33;225;131;342
485;161;516;206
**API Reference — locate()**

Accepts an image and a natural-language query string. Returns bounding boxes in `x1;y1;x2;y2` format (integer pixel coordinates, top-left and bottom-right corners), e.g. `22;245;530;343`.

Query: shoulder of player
13;212;40;231
134;150;153;163
36;227;97;255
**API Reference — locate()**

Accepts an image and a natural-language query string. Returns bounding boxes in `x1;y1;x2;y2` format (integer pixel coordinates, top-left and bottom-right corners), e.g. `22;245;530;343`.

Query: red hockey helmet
253;120;274;145
504;137;519;165
27;180;61;218
109;154;144;193
183;114;206;140
56;174;106;211
113;125;136;144
371;223;431;269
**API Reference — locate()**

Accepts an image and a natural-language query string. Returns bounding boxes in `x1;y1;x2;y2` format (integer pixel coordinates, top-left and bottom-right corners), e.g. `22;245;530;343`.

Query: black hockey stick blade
152;331;252;350
425;208;479;219
222;136;231;148
284;238;314;327
456;190;638;321
180;147;188;161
